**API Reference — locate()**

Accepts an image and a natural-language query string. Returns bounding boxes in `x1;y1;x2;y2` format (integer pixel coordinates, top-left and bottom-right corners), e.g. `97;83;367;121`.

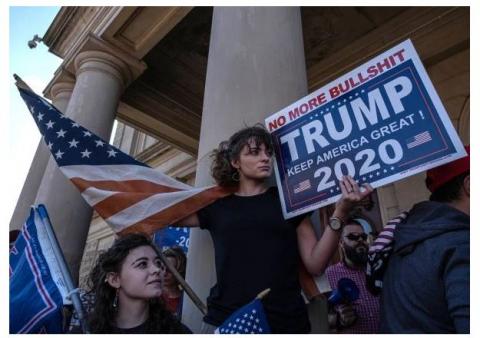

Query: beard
344;244;368;266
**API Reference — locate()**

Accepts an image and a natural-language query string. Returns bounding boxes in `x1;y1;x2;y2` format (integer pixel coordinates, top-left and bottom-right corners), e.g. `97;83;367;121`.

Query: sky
4;7;62;232
3;7;121;235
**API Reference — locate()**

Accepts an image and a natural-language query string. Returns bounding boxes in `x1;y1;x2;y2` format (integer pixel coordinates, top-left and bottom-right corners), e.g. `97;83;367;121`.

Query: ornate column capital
67;34;146;90
74;50;132;90
50;81;75;101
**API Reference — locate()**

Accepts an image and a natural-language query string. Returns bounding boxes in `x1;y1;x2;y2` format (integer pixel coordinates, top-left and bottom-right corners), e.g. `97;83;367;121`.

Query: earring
113;288;119;309
232;171;240;182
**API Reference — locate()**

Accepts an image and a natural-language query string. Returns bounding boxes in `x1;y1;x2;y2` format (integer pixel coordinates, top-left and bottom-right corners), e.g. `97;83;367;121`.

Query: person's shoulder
200;192;230;212
268;185;279;194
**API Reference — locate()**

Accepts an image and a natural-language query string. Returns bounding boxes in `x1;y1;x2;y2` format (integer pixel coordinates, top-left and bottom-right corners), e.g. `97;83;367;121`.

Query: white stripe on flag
106;188;211;232
81;187;117;206
61;164;193;190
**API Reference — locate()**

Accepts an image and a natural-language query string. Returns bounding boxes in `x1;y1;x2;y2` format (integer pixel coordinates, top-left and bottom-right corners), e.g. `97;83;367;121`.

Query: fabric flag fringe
366;211;409;295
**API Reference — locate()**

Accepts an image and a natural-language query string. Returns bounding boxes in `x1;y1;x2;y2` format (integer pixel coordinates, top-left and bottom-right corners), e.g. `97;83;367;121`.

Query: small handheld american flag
215;289;271;334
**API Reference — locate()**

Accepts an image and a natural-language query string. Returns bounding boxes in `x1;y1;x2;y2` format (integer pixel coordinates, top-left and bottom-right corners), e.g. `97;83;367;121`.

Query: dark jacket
380;201;469;333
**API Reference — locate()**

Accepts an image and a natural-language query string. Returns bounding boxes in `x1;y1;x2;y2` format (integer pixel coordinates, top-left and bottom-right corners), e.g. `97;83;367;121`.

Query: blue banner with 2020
266;40;466;219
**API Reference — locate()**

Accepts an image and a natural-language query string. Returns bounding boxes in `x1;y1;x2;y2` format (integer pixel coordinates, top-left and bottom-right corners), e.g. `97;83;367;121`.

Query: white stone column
9;81;74;231
35;50;133;282
182;7;308;332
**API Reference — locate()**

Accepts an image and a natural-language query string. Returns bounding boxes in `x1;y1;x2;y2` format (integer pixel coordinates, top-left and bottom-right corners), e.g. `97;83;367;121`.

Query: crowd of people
70;126;468;334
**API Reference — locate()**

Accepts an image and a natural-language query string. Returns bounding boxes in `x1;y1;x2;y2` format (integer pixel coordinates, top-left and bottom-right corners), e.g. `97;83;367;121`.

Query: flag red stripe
71;177;181;194
120;186;235;235
93;191;158;220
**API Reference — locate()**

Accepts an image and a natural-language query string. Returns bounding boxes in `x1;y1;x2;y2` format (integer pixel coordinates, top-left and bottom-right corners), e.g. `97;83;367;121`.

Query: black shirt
198;187;310;333
110;321;191;334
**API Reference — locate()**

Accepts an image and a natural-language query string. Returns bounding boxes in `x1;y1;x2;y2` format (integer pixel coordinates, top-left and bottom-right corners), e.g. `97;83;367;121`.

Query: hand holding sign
266;39;466;219
333;176;373;219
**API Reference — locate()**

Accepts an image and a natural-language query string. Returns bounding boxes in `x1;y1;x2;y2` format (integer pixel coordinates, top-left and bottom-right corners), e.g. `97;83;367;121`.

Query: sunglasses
345;233;368;241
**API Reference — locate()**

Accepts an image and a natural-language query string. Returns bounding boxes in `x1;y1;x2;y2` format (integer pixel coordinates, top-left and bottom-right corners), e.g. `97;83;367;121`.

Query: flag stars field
81;149;92;158
56;129;66;138
107;148;117;157
68;139;79;148
45;120;55;129
55;150;64;159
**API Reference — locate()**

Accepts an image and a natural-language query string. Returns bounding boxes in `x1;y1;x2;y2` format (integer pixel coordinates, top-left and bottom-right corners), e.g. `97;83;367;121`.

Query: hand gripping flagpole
36;205;90;333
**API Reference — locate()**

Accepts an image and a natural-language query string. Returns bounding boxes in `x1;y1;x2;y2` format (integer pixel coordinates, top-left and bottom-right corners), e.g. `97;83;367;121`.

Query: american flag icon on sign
406;131;432;149
293;179;311;194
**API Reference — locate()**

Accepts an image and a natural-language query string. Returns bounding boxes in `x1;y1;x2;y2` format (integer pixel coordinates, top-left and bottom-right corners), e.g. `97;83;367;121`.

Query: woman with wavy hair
85;233;191;333
178;125;373;333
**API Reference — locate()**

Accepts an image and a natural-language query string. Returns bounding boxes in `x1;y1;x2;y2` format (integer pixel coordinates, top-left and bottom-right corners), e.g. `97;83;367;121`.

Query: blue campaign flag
9;207;70;333
154;226;190;253
215;299;271;334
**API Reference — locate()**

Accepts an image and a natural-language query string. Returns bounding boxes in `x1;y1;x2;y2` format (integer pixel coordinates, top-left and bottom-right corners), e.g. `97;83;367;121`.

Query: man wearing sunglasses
325;220;379;333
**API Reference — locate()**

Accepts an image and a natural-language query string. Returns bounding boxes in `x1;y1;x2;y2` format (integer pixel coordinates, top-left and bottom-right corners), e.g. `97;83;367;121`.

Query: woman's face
232;140;273;182
112;245;163;301
161;256;178;287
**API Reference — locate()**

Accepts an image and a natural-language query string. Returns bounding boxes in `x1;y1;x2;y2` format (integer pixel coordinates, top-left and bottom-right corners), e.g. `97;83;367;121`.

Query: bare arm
176;212;201;227
297;176;373;275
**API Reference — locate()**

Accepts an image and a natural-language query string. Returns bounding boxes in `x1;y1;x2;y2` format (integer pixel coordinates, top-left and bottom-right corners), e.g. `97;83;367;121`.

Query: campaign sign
265;39;466;219
154;226;190;253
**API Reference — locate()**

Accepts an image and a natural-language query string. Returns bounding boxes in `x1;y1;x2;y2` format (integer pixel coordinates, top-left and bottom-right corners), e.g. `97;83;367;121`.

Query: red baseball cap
425;145;470;193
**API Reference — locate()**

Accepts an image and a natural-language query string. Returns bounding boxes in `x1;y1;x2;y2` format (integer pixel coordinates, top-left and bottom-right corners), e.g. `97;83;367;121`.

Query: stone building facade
10;7;469;332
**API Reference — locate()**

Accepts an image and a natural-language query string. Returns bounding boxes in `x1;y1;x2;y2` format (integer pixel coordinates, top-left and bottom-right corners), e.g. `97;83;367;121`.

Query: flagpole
157;250;208;315
36;205;90;333
13;74;34;92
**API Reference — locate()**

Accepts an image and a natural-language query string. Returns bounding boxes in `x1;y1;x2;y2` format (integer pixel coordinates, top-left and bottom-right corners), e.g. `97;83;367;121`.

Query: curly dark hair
211;125;274;187
86;233;181;333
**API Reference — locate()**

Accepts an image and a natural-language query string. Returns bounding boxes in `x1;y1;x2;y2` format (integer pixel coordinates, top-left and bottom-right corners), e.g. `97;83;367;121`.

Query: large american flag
17;83;232;235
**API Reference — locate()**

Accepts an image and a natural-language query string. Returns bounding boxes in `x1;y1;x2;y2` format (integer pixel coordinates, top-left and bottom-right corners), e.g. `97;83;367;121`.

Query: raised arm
176;212;201;227
297;176;373;275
